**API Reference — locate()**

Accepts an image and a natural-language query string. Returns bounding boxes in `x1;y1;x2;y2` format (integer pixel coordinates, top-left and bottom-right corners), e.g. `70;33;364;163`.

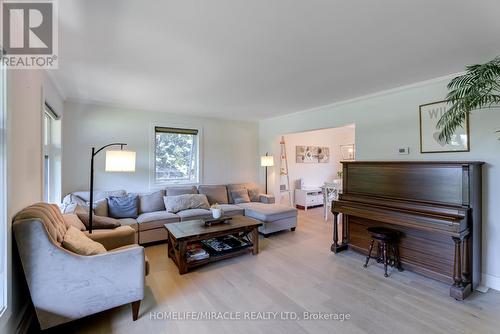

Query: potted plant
438;56;500;142
210;203;223;219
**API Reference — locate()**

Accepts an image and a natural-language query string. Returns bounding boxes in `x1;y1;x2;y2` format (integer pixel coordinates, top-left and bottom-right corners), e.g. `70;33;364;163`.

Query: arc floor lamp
88;143;136;233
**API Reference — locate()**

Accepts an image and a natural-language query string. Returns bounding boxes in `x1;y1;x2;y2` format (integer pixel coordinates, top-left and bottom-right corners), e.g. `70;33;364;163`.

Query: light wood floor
49;208;500;334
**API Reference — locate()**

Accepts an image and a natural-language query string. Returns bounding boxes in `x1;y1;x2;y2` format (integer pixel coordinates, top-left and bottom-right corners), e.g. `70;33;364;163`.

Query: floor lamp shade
261;155;274;167
105;150;136;172
261;153;274;194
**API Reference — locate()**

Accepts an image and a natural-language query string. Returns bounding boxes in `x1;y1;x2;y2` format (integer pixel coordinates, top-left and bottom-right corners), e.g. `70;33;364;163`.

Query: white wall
62;102;259;195
282;126;354;197
259;74;500;291
1;70;63;332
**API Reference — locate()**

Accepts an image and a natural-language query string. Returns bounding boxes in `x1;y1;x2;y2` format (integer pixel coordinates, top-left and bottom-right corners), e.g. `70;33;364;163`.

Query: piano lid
341;161;483;207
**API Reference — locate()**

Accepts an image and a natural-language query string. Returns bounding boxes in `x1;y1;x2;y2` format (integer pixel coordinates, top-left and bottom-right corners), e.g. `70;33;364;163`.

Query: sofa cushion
138;190;166;214
176;209;212;221
77;213;122;230
217;204;244;216
165;186;198;196
137;211;180;224
108;195;139;218
231;189;251;204
164;194;210;213
69;190;127;202
198;185;229;204
62;214;86;231
85;225;136;250
117;218;138;228
137;211;180;231
62;226;107;255
227;183;259;204
237;202;297;222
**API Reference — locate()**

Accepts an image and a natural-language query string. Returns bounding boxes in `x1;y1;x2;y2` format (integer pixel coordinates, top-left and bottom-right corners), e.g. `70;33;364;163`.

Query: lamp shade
105;150;136;172
261;155;274;167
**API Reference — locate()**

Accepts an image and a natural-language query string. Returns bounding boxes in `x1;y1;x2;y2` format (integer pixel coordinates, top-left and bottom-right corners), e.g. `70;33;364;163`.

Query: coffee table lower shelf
165;216;262;275
171;246;254;272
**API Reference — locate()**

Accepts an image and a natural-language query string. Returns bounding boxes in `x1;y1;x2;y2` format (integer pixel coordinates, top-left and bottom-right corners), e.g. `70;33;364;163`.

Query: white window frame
149;122;203;189
42;110;52;202
0;48;7;318
41;102;61;204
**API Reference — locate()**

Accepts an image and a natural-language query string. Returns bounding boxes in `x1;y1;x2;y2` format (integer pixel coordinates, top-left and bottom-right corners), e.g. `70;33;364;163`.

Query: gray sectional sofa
62;183;297;244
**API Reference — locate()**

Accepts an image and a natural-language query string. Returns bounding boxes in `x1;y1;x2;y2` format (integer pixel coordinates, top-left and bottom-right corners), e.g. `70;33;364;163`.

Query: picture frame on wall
296;146;330;163
419;101;470;153
340;144;355;160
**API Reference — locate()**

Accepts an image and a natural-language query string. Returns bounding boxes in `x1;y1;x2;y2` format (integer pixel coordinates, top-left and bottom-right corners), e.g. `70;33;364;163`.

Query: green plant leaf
438;56;500;142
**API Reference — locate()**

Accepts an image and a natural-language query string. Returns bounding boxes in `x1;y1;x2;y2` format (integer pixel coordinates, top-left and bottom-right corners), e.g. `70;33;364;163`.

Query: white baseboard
481;273;500;292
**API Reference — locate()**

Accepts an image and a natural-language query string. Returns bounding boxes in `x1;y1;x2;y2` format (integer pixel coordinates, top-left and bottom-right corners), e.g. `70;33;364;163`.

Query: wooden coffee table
164;215;262;274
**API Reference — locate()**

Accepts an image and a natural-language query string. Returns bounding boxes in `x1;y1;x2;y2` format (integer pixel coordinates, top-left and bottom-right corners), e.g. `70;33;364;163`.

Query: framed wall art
340;144;355;160
296;146;330;163
419;101;470;153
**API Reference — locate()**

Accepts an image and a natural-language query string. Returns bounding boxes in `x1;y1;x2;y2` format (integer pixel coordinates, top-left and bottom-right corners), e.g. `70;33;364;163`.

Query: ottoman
236;202;298;236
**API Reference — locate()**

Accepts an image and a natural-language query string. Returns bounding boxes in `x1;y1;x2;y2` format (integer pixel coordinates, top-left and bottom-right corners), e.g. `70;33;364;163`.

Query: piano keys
331;161;483;300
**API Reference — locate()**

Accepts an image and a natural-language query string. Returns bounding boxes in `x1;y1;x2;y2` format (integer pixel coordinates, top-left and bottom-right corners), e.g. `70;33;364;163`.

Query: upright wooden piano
331;161;483;300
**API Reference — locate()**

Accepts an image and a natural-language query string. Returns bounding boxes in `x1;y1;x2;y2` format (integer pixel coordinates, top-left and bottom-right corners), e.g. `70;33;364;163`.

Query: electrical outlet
398;147;410;155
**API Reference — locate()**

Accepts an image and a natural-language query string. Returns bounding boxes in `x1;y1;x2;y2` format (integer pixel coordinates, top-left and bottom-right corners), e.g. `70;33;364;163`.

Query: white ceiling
53;0;500;120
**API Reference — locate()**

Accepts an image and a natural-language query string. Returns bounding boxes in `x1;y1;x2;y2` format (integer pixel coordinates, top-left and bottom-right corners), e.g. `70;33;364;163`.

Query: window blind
155;126;198;135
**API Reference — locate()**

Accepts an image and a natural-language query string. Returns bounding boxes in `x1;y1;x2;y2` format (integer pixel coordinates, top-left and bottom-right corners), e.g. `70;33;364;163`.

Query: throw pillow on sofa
164;194;210;213
107;195;139;218
63;198;108;216
231;189;251;204
84;198;108;216
62;226;107;255
247;188;260;202
138;190;165;213
62;213;86;231
76;213;122;230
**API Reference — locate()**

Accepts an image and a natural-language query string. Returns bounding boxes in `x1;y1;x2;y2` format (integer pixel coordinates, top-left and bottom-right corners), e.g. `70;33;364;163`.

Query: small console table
295;188;323;210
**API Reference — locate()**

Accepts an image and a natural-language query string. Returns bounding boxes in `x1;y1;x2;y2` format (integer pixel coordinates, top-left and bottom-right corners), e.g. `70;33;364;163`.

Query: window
43;111;51;201
154;126;200;185
0;49;7;317
42;103;62;203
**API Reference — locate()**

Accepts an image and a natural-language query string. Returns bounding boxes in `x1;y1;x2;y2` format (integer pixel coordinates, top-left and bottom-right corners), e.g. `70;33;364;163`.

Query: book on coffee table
186;243;209;262
201;235;251;254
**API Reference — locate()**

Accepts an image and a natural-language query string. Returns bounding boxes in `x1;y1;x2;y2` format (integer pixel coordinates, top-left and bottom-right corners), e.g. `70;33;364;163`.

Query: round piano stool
363;227;403;277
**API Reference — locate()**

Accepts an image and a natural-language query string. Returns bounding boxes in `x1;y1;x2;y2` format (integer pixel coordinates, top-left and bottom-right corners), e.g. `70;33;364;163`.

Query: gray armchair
13;203;147;330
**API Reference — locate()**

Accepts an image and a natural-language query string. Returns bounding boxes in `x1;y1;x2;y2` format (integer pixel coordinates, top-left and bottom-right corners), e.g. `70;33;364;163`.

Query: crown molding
263;71;465;122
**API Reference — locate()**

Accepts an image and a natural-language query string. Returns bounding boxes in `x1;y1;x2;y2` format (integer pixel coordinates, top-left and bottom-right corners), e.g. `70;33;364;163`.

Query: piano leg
462;234;471;284
342;213;349;244
450;235;472;300
331;212;348;253
392;243;403;272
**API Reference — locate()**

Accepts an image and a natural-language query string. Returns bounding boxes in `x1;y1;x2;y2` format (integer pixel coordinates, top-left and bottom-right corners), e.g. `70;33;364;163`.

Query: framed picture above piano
419;100;470;153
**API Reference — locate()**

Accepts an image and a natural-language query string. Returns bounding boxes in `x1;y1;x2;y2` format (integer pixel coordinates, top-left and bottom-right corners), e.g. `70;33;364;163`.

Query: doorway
278;124;355;215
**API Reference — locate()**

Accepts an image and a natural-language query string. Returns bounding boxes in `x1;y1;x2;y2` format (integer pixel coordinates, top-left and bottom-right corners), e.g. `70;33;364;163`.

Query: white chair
322;180;342;221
